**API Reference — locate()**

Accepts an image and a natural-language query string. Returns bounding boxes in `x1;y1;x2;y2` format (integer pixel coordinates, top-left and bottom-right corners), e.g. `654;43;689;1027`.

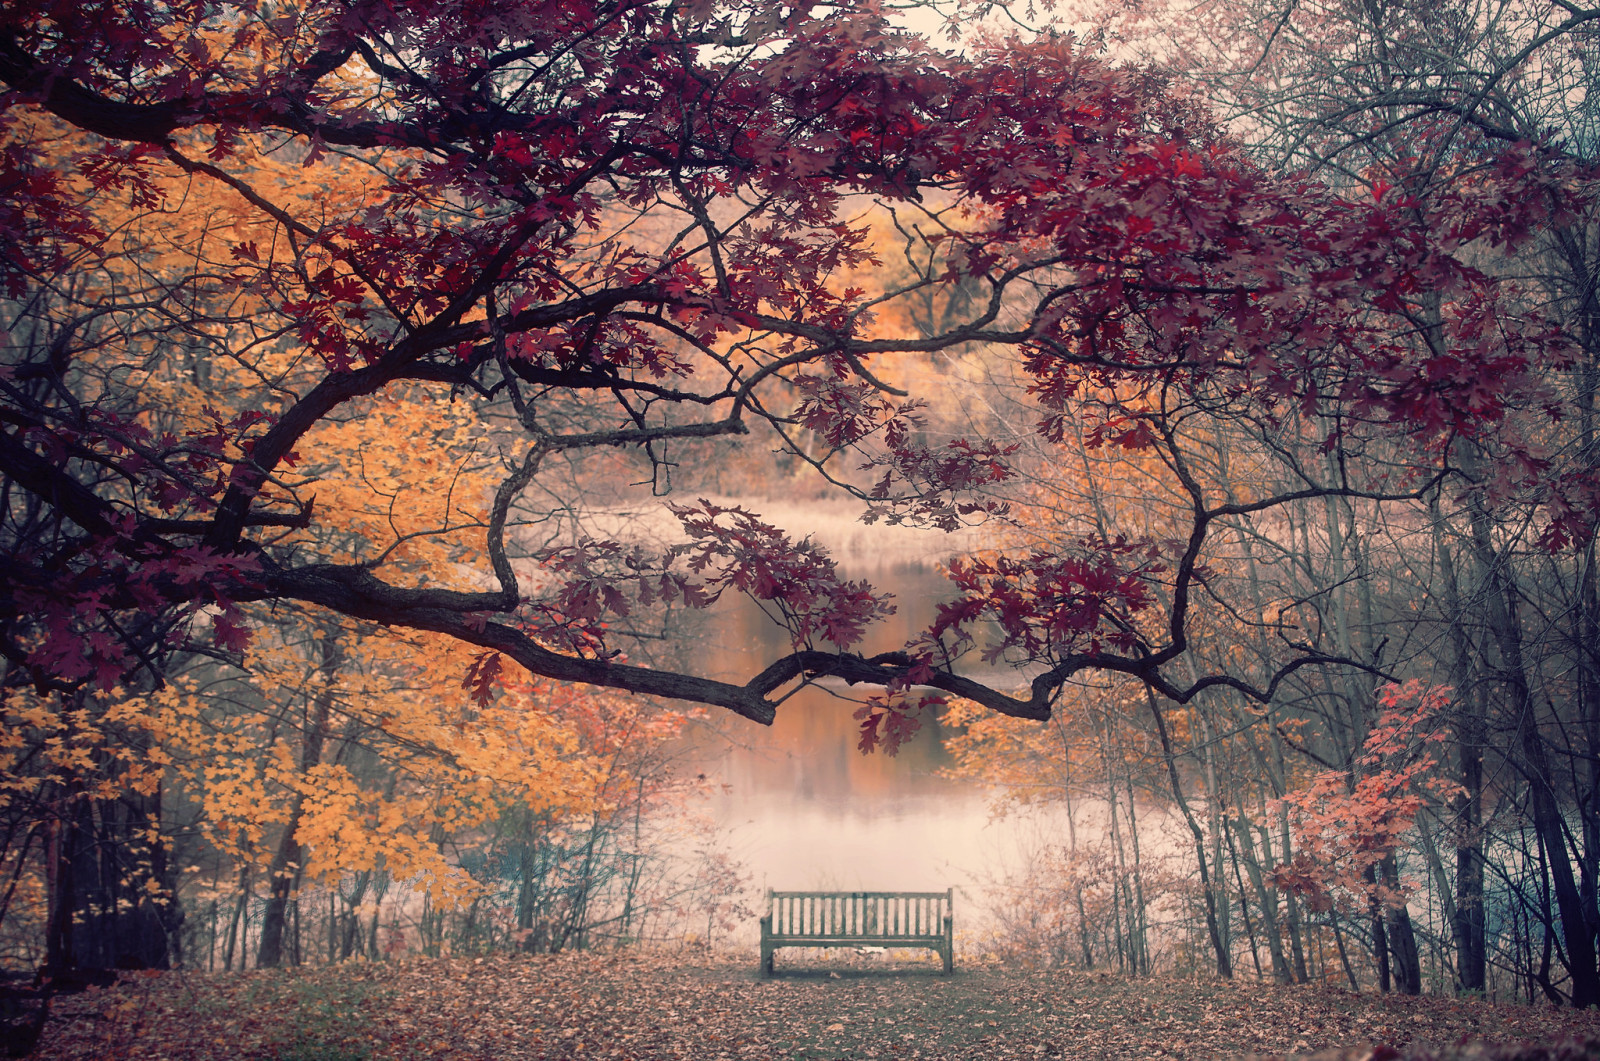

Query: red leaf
463;651;504;707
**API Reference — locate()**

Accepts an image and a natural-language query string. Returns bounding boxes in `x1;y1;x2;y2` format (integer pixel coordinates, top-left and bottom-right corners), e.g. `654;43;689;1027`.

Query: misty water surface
664;501;1118;926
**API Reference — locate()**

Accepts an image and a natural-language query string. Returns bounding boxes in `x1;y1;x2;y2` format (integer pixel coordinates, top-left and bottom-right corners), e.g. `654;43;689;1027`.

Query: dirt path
29;951;1600;1060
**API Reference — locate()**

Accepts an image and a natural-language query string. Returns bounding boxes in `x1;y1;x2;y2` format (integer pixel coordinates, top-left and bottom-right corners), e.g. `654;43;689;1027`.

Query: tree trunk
258;632;342;969
1466;475;1600;1007
1146;691;1231;977
1124;781;1150;975
222;865;250;971
43;773;177;977
1431;495;1488;992
1372;907;1392;993
1282;875;1310;984
1553;225;1600;997
1381;854;1422;994
1232;810;1291;983
1226;823;1263;978
339;871;371;960
1061;773;1095;969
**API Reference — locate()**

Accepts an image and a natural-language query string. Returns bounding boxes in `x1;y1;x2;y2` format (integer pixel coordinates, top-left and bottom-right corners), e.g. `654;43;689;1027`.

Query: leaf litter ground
29;950;1600;1061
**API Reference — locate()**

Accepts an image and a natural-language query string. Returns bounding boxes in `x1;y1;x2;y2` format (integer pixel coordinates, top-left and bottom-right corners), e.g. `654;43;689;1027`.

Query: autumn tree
1038;0;1600;1003
1;0;1592;983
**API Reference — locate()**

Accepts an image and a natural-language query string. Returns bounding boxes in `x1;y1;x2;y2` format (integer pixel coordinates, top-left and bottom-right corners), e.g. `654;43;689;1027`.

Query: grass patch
156;966;386;1061
265;974;380;1061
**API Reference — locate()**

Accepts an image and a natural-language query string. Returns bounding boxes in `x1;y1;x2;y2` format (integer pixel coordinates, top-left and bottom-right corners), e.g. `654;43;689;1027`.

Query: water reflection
683;559;1006;893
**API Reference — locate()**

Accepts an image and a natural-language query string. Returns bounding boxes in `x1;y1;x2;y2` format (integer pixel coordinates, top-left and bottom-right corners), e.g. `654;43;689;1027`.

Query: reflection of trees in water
685;562;963;804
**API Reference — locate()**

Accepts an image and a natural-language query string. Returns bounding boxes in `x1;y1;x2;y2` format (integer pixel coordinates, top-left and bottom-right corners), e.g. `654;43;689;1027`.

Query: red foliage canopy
0;0;1584;737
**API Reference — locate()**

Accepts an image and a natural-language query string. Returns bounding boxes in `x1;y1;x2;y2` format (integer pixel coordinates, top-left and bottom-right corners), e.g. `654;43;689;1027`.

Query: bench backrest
765;889;952;938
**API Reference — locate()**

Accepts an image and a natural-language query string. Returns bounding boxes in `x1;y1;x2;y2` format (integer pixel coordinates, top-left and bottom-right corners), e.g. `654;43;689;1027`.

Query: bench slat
769;890;949;900
766;936;945;945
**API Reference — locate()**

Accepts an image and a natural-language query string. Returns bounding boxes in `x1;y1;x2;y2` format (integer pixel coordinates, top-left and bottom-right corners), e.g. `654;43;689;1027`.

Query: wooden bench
759;889;954;974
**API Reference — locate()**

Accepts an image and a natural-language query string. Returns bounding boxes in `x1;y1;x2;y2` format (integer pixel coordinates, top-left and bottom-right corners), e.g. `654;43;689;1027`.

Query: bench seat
759;889;953;974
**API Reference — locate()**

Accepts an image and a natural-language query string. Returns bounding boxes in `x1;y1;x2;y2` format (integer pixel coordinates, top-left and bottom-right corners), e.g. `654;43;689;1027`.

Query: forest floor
23;949;1600;1061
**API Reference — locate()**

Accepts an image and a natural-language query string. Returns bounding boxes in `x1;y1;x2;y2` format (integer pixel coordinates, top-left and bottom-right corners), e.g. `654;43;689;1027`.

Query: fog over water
669;500;1064;908
692;564;996;895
